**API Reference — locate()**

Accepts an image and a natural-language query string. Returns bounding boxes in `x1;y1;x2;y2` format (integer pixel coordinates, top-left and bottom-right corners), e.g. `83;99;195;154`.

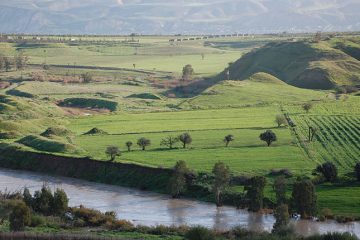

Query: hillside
0;0;360;34
220;41;360;89
185;73;326;109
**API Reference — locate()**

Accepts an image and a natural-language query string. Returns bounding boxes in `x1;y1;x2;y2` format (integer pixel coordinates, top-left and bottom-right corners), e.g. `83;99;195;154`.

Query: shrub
33;185;54;215
306;232;358;240
71;206;115;227
185;226;215;240
316;162;338;182
52;188;69;215
355;162;360;181
30;215;45;227
9;202;31;231
108;220;134;231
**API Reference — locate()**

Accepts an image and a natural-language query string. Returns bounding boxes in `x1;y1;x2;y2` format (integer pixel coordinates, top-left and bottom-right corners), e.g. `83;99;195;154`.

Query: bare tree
161;136;179;149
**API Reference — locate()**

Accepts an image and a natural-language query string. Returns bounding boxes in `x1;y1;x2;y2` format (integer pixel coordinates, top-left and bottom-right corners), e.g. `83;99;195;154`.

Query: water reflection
0;168;359;237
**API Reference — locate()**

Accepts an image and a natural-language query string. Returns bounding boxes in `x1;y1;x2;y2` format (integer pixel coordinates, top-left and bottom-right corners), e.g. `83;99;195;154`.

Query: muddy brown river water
0;168;359;237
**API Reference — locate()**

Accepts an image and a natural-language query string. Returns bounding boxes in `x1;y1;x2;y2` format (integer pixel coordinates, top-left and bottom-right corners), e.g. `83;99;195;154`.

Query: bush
30;215;45;227
53;188;69;215
70;206;115;227
316;162;338;182
58;98;118;111
33;185;54;215
108;220;134;231
355;162;360;181
9;202;31;231
306;232;358;240
185;226;215;240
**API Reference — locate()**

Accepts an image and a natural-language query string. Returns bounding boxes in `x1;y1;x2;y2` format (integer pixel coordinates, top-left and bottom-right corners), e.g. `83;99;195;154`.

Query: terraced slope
220;41;360;89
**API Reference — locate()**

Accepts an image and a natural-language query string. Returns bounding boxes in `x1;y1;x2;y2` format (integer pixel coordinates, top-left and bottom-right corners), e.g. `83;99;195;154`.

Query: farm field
0;34;360;218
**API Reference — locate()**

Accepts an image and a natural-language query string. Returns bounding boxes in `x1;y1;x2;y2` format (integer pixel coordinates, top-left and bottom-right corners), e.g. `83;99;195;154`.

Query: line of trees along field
0;53;28;72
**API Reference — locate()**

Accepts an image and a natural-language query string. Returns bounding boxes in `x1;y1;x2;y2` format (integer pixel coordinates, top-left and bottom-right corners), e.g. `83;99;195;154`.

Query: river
0;168;359;237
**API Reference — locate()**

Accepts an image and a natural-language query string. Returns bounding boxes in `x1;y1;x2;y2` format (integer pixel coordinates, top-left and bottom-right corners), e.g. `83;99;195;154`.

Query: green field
0;34;360;217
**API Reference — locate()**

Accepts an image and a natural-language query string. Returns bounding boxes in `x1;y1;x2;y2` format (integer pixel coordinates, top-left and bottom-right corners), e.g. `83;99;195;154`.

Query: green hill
219;41;360;89
185;72;326;109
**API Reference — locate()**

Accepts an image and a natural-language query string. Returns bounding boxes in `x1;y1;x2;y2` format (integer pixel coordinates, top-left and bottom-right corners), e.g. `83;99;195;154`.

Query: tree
224;134;234;147
308;126;318;142
137;137;151;150
15;52;28;70
355;162;360;181
273;176;287;206
125;141;133;152
81;72;93;83
23;188;33;208
316;162;338;182
179;133;192;149
161;136;179;149
291;179;317;218
168;160;190;198
4;57;12;72
272;204;290;233
245;176;266;212
259;130;277;147
275;115;287;127
0;55;4;71
9;202;31;231
212;162;230;207
105;146;121;161
303;103;313;113
52;188;69;215
33;185;54;215
182;64;194;82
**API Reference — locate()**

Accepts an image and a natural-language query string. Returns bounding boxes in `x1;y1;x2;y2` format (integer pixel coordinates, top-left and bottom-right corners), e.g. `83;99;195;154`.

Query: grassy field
0;34;359;217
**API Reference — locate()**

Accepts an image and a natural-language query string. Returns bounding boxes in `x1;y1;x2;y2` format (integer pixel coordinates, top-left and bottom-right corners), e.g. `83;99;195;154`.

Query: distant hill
184;72;326;109
0;0;360;34
220;40;360;89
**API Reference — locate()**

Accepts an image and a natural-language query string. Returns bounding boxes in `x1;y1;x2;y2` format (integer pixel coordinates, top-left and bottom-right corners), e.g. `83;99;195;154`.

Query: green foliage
273;204;290;233
306;232;358;240
245;176;266;212
105;146;121;161
292;179;317;218
259;130;277;147
125;141;133;152
316;162;338;182
23;188;33;208
137;137;151;150
9;201;31;231
168;160;190;198
303;103;313;113
71;206;116;227
33;185;54;216
185;226;215;240
160;136;179;149
179;133;192;149
182;64;194;81
53;188;69;215
212;162;230;206
355;162;360;181
224;134;234;147
59;98;118;111
273;176;287;206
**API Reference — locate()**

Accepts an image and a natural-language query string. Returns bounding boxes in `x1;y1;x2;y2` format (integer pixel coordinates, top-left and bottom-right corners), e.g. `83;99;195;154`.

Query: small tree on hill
275;115;288;127
303;103;313;113
179;133;192;149
212;162;230;207
316;162;338;182
273;176;287;206
9;202;31;231
137;137;151;150
125;141;133;152
291;179;317;218
245;176;266;212
224;134;234;147
52;188;69;215
161;136;179;149
355;162;360;181
273;204;290;233
105;146;121;161
259;130;277;147
168;160;190;198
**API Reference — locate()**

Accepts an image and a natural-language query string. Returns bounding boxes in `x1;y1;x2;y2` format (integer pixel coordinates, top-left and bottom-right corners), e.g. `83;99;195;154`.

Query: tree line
0;53;29;72
105;130;278;161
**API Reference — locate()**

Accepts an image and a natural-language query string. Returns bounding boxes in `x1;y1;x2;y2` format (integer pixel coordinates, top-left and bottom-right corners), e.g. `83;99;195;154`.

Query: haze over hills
0;0;360;34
